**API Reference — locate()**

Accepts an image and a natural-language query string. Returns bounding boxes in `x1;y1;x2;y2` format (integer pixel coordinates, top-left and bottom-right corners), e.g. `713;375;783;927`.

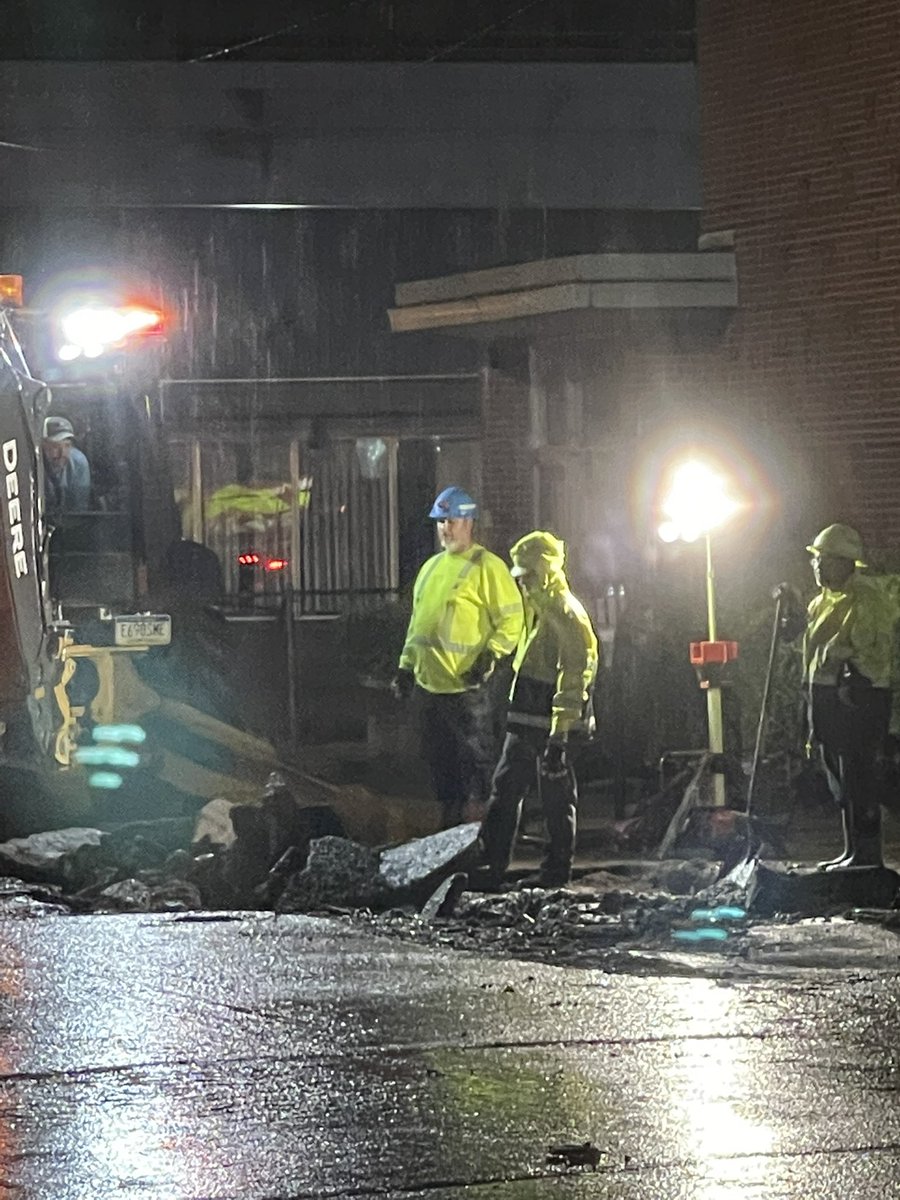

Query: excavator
0;275;424;848
0;276;270;834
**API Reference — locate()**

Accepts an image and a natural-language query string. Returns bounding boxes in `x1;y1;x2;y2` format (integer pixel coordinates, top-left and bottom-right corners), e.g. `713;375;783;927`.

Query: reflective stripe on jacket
804;573;897;689
398;544;524;694
508;587;599;738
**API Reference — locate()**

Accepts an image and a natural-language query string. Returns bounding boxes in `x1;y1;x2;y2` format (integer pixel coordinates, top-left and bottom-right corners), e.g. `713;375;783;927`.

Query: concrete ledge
395;252;737;307
390;277;737;333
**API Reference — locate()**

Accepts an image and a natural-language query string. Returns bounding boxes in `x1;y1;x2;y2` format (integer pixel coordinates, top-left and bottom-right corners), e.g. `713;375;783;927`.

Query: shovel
745;588;787;841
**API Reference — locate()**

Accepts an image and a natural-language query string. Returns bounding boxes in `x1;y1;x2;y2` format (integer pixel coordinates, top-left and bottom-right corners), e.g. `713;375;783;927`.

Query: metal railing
217;586;402;619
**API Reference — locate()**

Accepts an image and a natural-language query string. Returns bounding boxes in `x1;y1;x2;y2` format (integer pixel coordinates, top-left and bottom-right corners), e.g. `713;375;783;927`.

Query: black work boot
467;864;509;892
478;796;522;887
539;789;576;888
818;804;854;871
518;866;572;888
844;804;883;868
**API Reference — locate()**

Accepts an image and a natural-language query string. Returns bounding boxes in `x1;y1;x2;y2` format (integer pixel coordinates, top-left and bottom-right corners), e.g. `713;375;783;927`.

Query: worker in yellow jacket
392;487;524;827
780;523;896;869
478;531;598;887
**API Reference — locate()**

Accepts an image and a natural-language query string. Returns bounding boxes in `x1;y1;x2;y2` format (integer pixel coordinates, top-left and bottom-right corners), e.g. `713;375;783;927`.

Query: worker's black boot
467;863;509;891
475;796;523;890
529;787;576;888
843;803;883;869
518;866;572;888
817;803;854;871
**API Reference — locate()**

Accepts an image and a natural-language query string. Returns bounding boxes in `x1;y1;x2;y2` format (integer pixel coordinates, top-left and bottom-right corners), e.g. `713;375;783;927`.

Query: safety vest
399;544;524;694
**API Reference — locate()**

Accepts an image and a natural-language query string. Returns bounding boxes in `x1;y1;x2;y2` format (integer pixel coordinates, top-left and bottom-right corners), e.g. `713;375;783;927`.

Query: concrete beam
395;252;736;307
389;277;738;334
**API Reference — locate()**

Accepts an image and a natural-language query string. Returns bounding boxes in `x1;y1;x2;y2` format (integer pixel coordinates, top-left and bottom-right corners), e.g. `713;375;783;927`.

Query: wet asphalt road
0;912;899;1198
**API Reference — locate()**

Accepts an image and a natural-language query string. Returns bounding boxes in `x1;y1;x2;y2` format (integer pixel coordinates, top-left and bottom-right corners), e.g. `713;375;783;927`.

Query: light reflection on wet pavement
0;912;898;1197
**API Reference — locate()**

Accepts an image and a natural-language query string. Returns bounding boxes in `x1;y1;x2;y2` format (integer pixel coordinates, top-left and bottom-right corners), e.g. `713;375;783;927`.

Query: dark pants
419;684;499;827
810;683;890;847
480;726;577;879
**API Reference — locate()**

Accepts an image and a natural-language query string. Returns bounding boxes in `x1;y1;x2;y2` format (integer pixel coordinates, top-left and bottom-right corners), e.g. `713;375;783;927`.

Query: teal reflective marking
75;746;140;768
689;906;747;923
672;927;730;943
88;771;124;790
93;724;147;745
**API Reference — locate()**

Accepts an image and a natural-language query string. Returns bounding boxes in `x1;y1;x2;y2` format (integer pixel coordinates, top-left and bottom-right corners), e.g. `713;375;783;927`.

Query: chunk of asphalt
379;823;481;905
0;828;104;885
278;836;386;912
420;872;468;921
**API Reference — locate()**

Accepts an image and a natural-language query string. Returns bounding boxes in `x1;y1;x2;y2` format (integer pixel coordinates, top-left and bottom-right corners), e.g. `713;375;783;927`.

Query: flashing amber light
238;552;261;566
0;276;24;308
265;557;288;572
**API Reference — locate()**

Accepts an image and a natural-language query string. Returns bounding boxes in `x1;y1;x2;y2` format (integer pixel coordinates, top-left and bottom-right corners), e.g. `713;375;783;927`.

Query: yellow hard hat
510;530;566;579
806;523;866;566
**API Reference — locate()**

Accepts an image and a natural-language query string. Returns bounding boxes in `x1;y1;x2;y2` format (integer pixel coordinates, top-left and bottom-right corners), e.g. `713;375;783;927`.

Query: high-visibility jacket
206;482;312;521
804;573;896;689
399;544;524;694
508;584;599;739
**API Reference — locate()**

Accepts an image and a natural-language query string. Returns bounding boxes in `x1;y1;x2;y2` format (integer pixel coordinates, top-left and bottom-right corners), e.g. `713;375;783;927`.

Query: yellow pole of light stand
705;531;726;807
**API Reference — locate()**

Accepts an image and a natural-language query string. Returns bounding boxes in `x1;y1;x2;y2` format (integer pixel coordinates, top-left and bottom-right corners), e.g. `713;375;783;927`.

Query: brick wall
698;0;900;548
480;363;535;557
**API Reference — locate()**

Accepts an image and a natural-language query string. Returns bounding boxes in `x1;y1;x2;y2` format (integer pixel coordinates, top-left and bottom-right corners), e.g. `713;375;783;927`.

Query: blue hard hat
429;486;479;520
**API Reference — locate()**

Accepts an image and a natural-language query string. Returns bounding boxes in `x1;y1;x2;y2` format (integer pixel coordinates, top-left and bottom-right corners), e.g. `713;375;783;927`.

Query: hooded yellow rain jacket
804;573;896;689
399;544;524;694
507;531;599;739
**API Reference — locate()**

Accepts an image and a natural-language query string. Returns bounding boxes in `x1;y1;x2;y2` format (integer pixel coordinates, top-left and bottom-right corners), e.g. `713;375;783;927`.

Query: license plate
114;614;172;646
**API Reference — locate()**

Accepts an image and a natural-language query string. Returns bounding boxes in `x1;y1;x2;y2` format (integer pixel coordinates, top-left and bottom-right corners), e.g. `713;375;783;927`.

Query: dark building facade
698;0;900;549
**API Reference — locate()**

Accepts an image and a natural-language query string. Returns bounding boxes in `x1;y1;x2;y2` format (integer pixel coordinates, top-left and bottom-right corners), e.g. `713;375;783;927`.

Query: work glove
773;582;806;641
461;650;497;690
390;668;415;702
541;740;569;779
837;661;872;710
772;581;803;611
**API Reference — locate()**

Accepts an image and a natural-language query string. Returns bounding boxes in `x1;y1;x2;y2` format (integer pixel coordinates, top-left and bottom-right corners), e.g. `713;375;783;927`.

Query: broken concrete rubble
276;823;482;914
277;836;385;912
0;876;83;915
95;879;153;912
578;859;721;897
0;820;224;912
191;771;437;851
0;752;897;962
420;873;468;921
0;828;105;885
93;877;205;913
223;776;346;906
379;823;481;902
0;819;196;890
365;875;724;968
